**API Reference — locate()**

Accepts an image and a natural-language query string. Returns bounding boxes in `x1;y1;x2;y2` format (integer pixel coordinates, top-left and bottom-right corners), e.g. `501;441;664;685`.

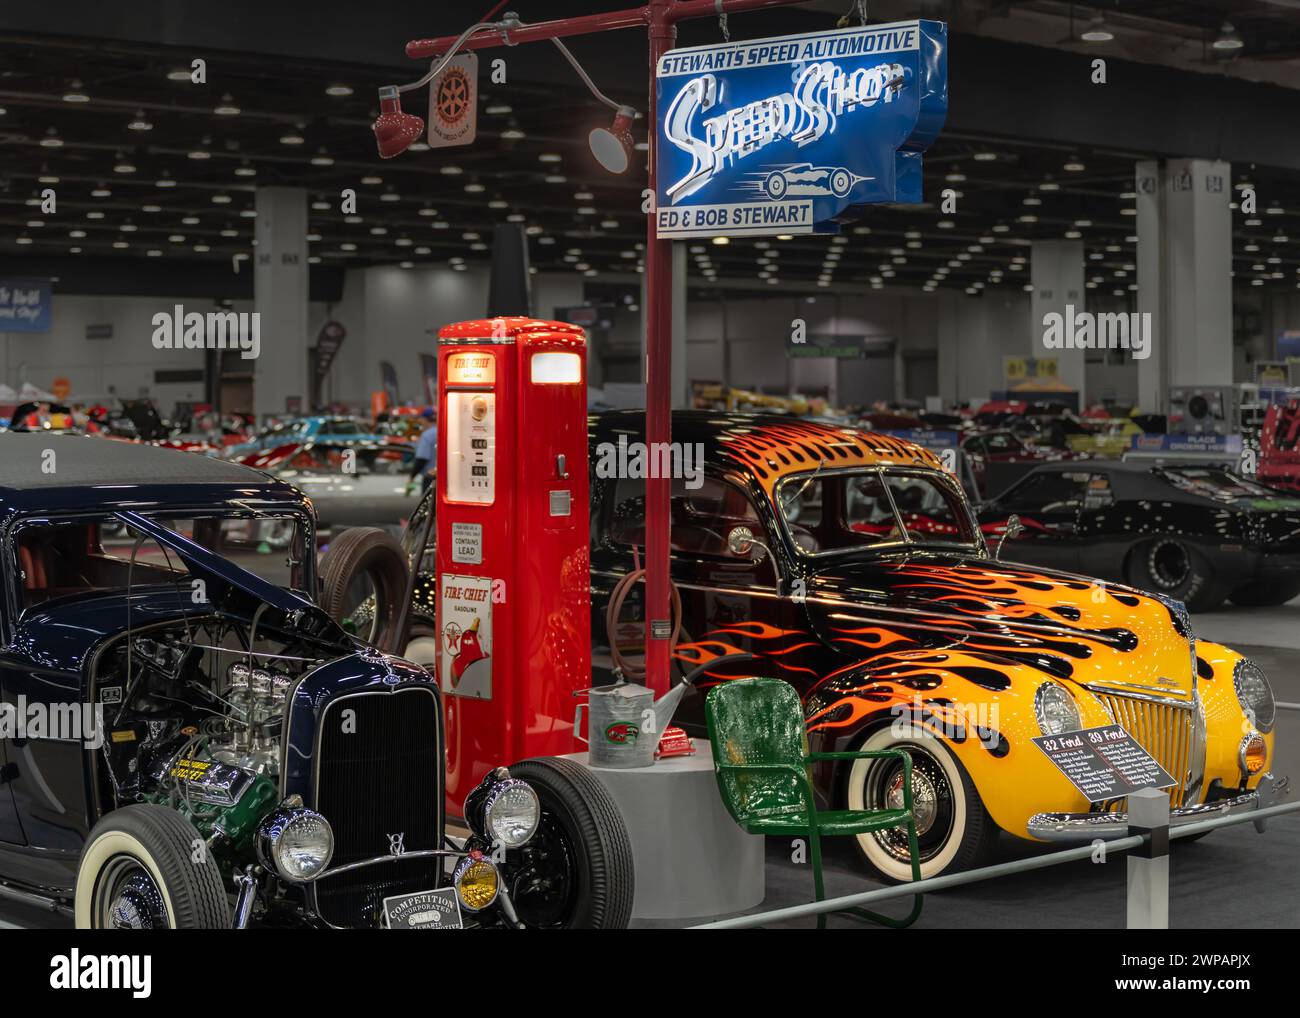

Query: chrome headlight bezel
256;806;335;883
1034;681;1082;736
1232;658;1275;734
483;778;540;849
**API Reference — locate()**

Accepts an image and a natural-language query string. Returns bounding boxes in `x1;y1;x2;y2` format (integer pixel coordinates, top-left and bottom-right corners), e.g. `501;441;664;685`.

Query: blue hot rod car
0;434;631;929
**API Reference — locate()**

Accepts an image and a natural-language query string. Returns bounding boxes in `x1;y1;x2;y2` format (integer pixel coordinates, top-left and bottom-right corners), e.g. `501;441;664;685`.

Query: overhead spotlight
280;127;306;145
1080;13;1114;43
589;106;637;174
1063;157;1086;172
325;84;353;97
63;80;90;103
128;111;153;132
1212;22;1244;52
372;86;425;159
40;128;63;148
214;94;241;116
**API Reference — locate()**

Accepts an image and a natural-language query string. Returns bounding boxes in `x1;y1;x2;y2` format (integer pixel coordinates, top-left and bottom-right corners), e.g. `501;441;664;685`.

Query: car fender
804;652;1114;840
1195;640;1275;795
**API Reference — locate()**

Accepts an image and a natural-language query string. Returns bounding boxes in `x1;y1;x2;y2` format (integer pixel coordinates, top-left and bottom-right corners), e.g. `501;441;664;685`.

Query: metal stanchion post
1126;787;1170;929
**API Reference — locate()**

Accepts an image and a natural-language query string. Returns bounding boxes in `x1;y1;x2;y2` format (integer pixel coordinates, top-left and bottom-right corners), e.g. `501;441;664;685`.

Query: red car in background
961;428;1085;499
1258;400;1300;492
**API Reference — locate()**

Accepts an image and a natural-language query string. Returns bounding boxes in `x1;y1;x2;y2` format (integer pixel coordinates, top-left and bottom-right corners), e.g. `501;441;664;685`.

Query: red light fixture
372;86;425;159
589;105;636;174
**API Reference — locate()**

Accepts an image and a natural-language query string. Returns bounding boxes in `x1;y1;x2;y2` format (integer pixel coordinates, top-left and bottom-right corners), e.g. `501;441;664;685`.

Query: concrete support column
253;186;309;420
1136;158;1233;412
1031;240;1086;405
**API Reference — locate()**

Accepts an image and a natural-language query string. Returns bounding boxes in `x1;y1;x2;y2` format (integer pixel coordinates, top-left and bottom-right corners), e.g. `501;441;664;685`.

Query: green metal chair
706;677;923;929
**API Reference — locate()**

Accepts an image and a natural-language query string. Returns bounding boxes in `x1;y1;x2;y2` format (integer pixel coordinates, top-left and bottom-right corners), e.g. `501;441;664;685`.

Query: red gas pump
436;317;591;813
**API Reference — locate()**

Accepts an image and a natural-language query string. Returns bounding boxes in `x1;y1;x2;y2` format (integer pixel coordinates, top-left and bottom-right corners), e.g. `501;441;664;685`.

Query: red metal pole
643;0;676;697
399;0;811;698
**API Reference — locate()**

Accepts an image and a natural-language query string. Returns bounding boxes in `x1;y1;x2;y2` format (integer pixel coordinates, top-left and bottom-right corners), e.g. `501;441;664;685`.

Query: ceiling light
40;128;63;148
440;165;463;176
310;149;335;166
501;128;526;140
214;94;240;116
539;152;562;164
464;182;485;193
280;129;305;145
325;84;353;97
1213;22;1244;52
380;191;401;202
188;148;211;160
166;68;193;81
128;111;153;132
235;162;257;177
485;102;512;115
91;185;112;198
1063;157;1085;172
1081;13;1114;43
544;174;567;184
62;80;89;103
155;175;176;188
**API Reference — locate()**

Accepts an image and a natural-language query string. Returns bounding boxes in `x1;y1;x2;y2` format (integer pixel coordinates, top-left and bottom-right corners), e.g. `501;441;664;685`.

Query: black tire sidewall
507;757;634;929
318;526;410;649
1129;539;1225;612
76;804;229;929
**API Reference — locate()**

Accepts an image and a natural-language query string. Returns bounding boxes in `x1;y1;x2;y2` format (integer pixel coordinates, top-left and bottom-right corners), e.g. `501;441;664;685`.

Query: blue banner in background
654;19;948;240
0;278;52;333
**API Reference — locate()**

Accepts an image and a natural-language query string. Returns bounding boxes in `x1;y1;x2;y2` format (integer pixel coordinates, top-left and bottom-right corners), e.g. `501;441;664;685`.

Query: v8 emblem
387;832;406;857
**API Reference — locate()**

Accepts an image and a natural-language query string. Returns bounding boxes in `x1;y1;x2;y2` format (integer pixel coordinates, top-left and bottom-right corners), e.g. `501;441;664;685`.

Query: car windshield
12;512;310;614
776;467;979;555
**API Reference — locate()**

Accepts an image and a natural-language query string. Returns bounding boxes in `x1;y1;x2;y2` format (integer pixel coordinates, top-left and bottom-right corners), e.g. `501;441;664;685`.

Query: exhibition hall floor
4;603;1296;931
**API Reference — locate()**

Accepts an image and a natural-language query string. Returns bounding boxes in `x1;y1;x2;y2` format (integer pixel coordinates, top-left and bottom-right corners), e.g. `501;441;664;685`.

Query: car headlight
256;807;334;883
483;779;540;848
1035;682;1082;736
453;855;499;912
1233;658;1275;734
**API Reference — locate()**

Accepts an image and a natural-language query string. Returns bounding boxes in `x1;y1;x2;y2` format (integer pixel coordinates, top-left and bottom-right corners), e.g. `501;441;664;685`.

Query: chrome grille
1094;692;1197;808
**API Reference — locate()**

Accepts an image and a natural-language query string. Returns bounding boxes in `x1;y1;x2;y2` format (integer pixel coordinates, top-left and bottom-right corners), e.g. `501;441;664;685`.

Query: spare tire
319;526;410;651
504;757;635;929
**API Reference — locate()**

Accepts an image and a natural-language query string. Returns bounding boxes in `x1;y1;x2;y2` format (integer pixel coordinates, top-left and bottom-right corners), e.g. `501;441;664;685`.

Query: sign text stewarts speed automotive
654;20;947;240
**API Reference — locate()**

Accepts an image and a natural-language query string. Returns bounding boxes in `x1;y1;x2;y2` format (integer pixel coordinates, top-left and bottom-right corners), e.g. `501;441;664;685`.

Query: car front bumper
1026;773;1288;841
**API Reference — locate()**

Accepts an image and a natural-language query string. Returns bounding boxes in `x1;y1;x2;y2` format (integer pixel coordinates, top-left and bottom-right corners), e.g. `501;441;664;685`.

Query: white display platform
564;743;765;920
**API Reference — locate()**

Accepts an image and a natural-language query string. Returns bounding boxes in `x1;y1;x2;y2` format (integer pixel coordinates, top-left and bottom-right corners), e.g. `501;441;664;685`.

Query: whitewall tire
846;724;998;883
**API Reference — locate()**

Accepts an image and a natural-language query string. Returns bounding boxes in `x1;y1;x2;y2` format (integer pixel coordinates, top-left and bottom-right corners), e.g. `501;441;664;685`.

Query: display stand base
564;744;765;920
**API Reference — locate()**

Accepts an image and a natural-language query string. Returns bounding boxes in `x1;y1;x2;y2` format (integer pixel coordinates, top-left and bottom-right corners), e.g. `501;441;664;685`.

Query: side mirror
995;513;1025;559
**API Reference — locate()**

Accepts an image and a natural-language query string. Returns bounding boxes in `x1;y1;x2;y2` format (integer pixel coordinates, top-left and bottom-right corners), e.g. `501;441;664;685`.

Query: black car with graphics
977;460;1300;612
0;434;630;929
392;412;1281;883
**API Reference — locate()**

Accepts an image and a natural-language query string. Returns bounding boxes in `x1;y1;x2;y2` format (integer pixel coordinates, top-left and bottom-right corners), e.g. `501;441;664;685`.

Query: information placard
1032;724;1176;803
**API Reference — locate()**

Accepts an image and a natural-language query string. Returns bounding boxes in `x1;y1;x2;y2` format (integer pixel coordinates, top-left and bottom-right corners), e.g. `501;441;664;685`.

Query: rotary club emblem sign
427;53;478;148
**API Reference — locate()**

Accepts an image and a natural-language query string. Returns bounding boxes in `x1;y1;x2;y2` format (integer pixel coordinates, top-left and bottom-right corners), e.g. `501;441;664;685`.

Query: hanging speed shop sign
427;53;478;148
654;19;947;240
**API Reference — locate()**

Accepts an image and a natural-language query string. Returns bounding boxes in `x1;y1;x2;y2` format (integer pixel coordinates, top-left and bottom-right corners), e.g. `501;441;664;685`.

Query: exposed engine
94;621;332;870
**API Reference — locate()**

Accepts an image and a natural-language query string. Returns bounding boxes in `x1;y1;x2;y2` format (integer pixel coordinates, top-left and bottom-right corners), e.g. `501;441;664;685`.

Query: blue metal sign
0;278;52;333
654;19;947;240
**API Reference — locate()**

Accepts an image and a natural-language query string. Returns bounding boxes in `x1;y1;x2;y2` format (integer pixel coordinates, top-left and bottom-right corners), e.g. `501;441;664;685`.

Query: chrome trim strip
314;848;466;880
1082;683;1195;707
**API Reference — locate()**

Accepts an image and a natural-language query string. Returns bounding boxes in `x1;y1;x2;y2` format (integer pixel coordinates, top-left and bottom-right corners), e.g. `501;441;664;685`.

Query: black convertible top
0;433;261;489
